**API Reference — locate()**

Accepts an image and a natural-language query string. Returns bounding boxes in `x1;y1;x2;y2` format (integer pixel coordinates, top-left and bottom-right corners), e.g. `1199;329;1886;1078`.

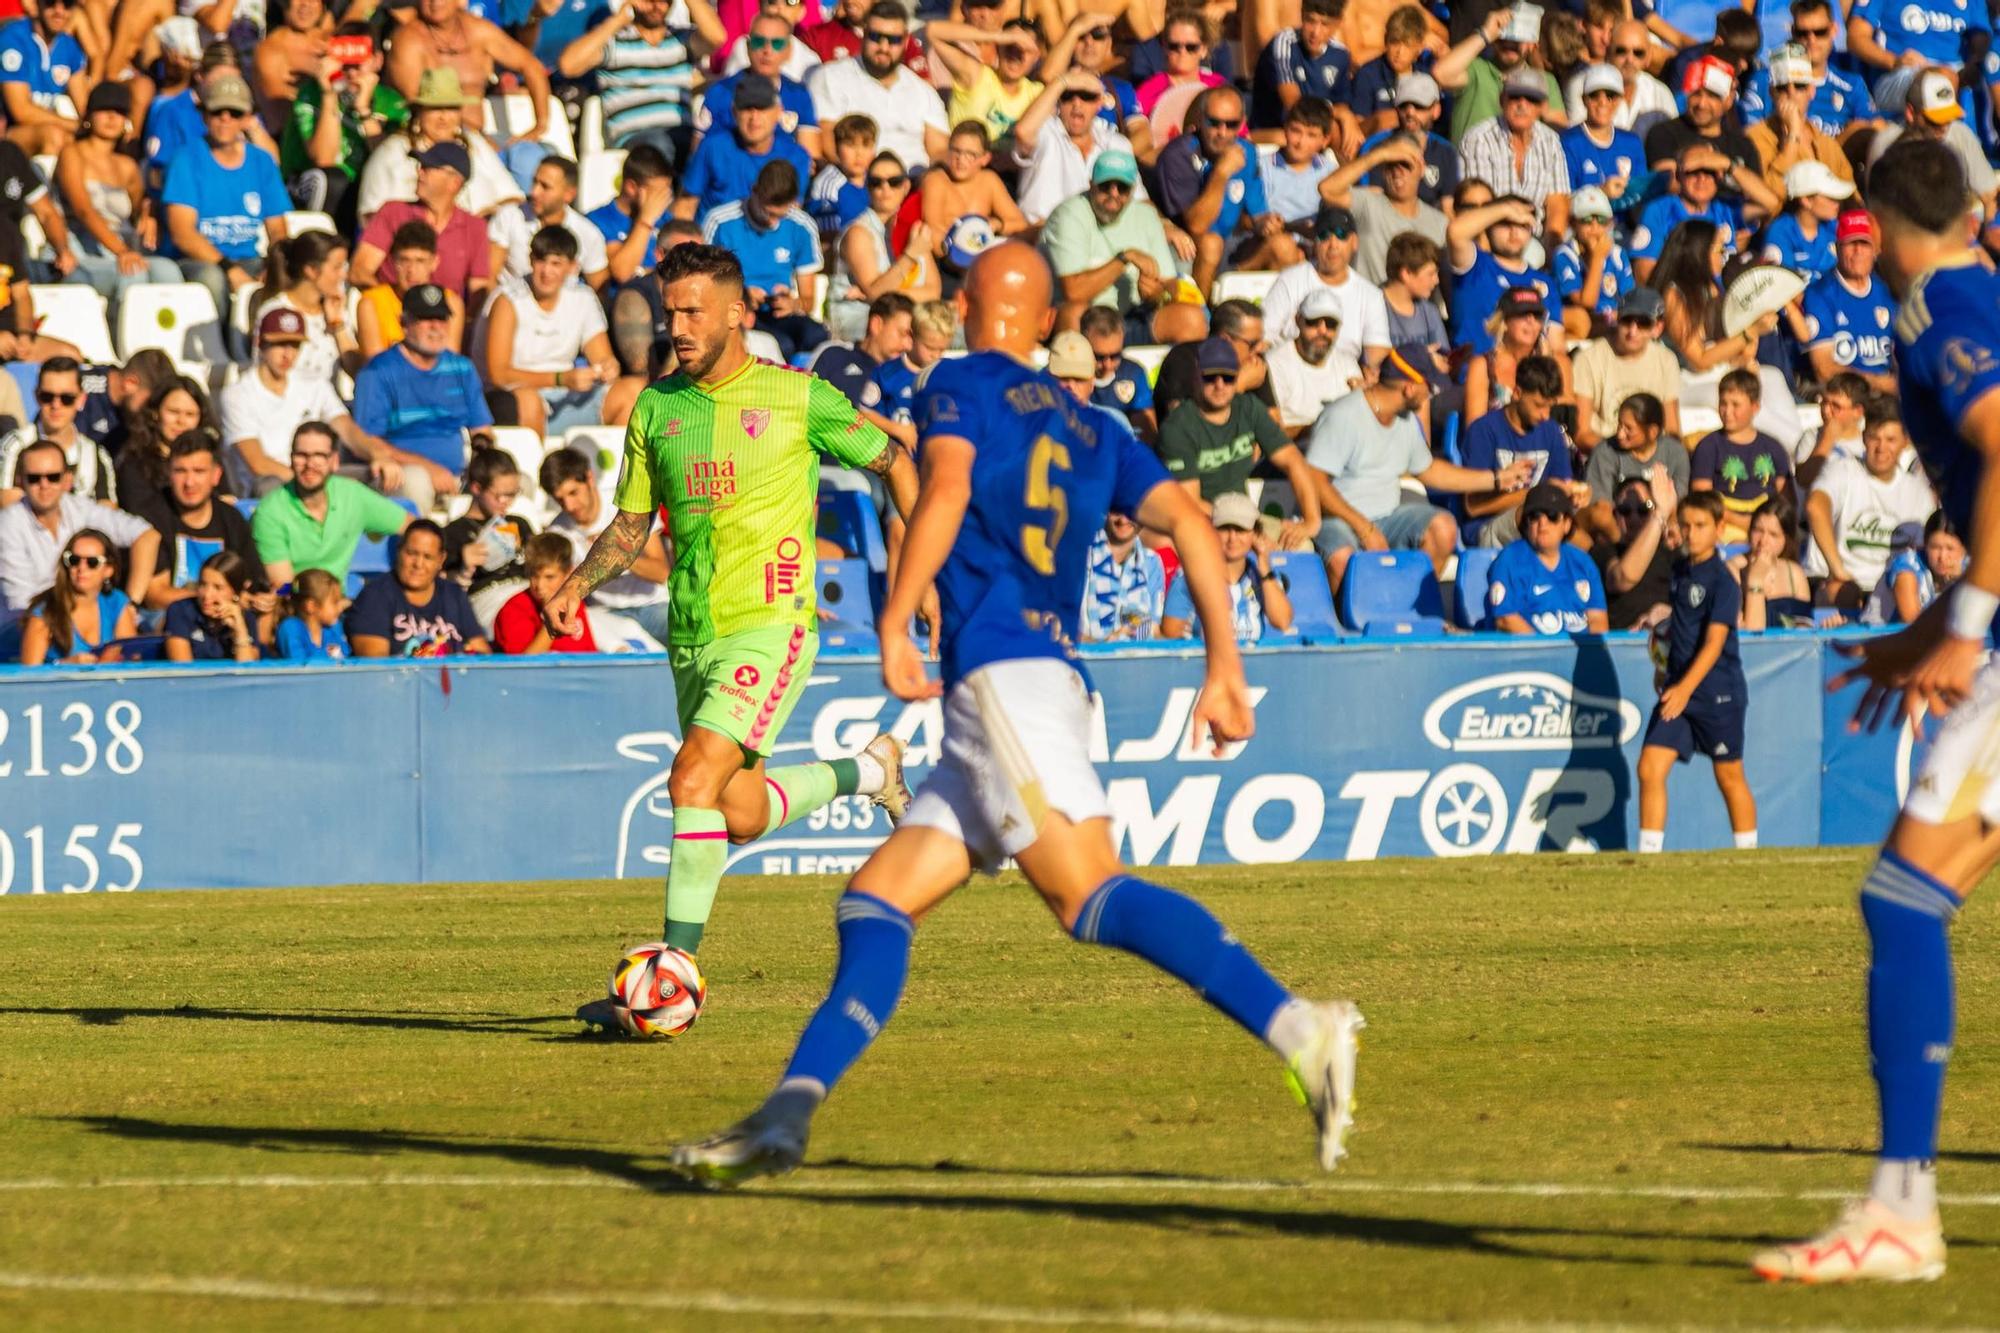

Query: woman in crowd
114;377;220;509
1464;287;1572;422
1160;494;1292;641
1649;220;1799;443
165;550;271;663
56;83;179;323
1731;497;1814;630
354;68;520;224
1863;510;1966;627
830;151;940;343
253;231;362;389
439;443;533;630
274;567;351;660
1135;10;1224;124
17;530;138;666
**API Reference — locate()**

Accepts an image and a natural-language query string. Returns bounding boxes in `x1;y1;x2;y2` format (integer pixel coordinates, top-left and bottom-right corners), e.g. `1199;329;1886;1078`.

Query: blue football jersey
915;353;1172;688
1552;238;1635;319
1758;213;1836;279
1560;125;1643;198
1895;255;2000;538
1800;270;1897;375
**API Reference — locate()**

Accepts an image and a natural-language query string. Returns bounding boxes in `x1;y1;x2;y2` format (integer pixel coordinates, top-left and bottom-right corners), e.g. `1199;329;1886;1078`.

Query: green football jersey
614;355;890;645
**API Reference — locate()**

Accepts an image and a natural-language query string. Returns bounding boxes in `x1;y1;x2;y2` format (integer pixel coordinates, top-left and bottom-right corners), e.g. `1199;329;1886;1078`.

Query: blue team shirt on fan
915;353;1170;688
1095;76;1141;130
1653;0;1719;41
352;346;494;470
1450;250;1558;354
1091;357;1154;422
1552;238;1634;319
1851;0;1988;66
1457;409;1573;544
696;71;819;138
159;143;289;260
1155;137;1268;238
701;204;823;296
1560;125;1643;199
1800;270;1897;375
1483;541;1606;633
1738;65;1874;135
1358;128;1459;205
1628;194;1742;262
1759;213;1837;278
871;355;921;424
676;130;813;222
0;19;82;104
276;615;351;660
1250;29;1350;126
1347;55;1411;121
142;88;202;188
1662;551;1744;692
587;200;666;272
532;0;607;66
1894;256;2000;536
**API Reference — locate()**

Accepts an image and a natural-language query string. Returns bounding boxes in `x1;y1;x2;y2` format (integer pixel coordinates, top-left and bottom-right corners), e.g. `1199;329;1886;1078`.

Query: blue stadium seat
1720;542;1748;563
1269;551;1340;641
1338;550;1446;636
817;485;890;574
1452;547;1498;629
5;361;39;423
347;498;422;583
816;558;876;627
234;497;258;520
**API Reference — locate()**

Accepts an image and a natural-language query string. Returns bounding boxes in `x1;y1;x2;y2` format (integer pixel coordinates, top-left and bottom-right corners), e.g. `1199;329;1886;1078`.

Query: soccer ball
607;943;706;1038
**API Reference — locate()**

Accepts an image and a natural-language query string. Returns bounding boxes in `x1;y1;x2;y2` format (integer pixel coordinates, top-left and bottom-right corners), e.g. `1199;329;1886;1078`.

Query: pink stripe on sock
744;625;808;753
765;776;790;826
674;831;728;840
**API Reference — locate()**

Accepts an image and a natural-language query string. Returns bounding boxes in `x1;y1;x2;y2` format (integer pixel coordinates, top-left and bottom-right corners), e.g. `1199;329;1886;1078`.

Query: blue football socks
780;892;913;1096
1072;874;1296;1049
1860;850;1959;1217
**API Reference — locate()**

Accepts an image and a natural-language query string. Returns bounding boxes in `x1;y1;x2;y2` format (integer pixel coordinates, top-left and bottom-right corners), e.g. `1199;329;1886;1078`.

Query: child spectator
1691;368;1793;542
1637;490;1758;853
164;549;271;662
1460;354;1584;548
345;519;492;657
1349;4;1430;133
479;226;631;436
1079;509;1166;642
869;300;955;444
1160;493;1293;641
810;113;877;238
1251;0;1354;138
1259;97;1340;226
917;121;1029;263
1759;161;1850;280
1483;482;1610;634
274;567;352;660
440;445;534;620
1806;396;1937;609
356;222;466;361
1729;497;1815;628
17;530;139;666
494;532;599;655
1863;511;1965;627
701;158;829;358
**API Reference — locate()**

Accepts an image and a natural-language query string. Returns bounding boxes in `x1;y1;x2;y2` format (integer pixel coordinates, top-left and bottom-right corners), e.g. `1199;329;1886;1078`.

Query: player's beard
675;330;730;380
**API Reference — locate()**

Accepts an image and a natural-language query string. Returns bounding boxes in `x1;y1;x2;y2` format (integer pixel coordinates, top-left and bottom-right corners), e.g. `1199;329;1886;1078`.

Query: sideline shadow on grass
1688;1141;2000;1166
0;1004;571;1037
64;1116;1762;1270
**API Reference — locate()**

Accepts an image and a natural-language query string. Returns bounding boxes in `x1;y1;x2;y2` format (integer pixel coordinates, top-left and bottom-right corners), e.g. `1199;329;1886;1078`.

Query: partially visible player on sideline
1753;138;2000;1284
669;241;1365;1185
541;243;922;1030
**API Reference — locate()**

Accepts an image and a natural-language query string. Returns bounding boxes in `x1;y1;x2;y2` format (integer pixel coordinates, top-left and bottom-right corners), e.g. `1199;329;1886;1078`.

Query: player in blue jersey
1753;138;2000;1284
670;242;1365;1186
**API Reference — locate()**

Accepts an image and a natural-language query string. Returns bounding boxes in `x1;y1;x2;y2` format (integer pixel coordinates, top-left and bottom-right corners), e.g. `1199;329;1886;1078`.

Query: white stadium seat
1211;270;1280;307
1123;344;1169;382
562;424;625;477
230;282;260;338
117;282;226;376
28;284;116;363
284;210;338;237
484;93;577;160
577;96;606;158
578;148;625;214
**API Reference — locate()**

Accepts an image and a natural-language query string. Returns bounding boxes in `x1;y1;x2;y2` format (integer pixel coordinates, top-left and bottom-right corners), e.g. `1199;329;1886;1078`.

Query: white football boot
1285;1000;1366;1171
1752;1200;1947;1283
862;732;912;823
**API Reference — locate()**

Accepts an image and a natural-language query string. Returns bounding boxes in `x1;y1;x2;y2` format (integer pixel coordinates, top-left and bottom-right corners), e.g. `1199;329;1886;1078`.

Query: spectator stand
118;284;227;384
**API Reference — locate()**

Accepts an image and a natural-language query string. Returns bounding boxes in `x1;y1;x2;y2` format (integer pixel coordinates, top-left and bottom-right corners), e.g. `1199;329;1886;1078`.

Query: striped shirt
1458;118;1571;226
600;26;700;142
1079;531;1166;640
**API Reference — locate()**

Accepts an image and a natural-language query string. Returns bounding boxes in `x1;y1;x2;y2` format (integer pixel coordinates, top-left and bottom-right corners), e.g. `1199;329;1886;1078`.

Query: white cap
1580;63;1622;98
1394;71;1440;107
1299;287;1345;322
1768;44;1813;88
1910;68;1964;124
1571;185;1613;221
1784;160;1856;201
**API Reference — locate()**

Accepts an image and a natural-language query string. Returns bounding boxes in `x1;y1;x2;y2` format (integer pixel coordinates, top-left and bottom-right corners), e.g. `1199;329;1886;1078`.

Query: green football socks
664;807;728;953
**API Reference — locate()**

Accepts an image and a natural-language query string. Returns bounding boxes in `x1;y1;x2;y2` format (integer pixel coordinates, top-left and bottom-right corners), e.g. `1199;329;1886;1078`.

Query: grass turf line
1;852;1996;1330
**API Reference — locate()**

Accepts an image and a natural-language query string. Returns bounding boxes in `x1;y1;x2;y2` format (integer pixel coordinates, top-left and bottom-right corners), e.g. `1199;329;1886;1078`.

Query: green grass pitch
4;850;1999;1330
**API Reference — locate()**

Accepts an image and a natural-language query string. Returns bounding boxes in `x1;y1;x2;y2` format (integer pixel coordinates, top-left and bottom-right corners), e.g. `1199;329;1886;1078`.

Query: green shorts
671;623;820;757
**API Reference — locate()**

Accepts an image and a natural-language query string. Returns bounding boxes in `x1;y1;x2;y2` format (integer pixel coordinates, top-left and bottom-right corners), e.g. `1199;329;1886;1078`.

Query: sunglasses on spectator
1165;40;1203;52
867;172;907;187
1095;350;1122;364
1079;25;1110;39
206;107;247;120
1682;166;1720;178
1202;371;1237;384
63;552;108;570
1795;23;1832;36
862;28;903;42
1615;498;1655;520
1617;314;1656;327
1583;89;1618;100
20;470;63;485
1059;89;1099;103
747;34;789;49
1610;44;1647;56
1207;116;1243;130
1094;179;1132;196
1299;315;1339;328
37;390;77;405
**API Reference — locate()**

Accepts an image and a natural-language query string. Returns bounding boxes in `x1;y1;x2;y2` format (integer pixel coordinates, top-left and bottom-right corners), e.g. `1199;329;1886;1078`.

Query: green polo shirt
251;476;411;582
1040;192;1180;312
1449;57;1564;142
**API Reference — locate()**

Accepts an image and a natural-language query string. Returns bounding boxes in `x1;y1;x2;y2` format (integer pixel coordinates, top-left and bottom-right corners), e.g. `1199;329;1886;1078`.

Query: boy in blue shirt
1636;489;1758;853
1553;186;1634;338
1458;354;1579;546
1758;160;1851;279
1483;483;1610;634
701;158;827;359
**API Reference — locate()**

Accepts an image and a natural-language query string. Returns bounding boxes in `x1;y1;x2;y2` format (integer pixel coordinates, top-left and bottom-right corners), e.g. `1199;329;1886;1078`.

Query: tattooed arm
541;508;656;639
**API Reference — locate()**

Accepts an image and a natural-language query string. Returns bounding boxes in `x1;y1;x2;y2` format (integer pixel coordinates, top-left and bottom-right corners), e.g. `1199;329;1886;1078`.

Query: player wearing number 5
540;244;920;1029
673;241;1366;1185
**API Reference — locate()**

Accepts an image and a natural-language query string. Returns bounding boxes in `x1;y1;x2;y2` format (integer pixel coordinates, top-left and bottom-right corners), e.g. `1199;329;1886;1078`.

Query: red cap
1683;55;1736;100
1836;210;1875;245
257;306;307;343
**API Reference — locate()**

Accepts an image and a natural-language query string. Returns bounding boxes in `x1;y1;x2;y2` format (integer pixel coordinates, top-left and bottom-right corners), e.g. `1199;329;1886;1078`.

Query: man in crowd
1267;288;1360;436
1433;3;1564;141
1078;506;1166;642
1807;398;1938;610
140;434;266;608
0;358;114;506
1745;45;1856;204
1013;68;1134;228
1571;287;1682;453
1459;67;1572;238
1159;338;1322;546
353;141;493;306
1564;21;1676;131
677;73;814;224
700;8;820;160
386;0;553;151
353;286;493;509
1866;70;1999;249
1358;73;1458;212
701;159;827;357
591;144;676;286
1592;472;1678;629
1315;131;1447;286
1260;204;1390;369
559;0;720;159
0;440;157;653
348;518;492;657
1644;55;1762;183
250;422;414;589
1079;304;1158;442
808;292;914;413
1446;192;1558;354
481;226;631;437
1629;144;1769;281
1461;354;1586;547
540;446;673;649
223;308;401;502
162;70;291;326
0;0;90;155
1042;148;1207;345
1800;210;1899;395
806;1;947;170
1154;298;1271;422
488;156;611;291
1561;65;1643;215
1553;186;1633;338
1155;87;1301;297
1484;482;1609;635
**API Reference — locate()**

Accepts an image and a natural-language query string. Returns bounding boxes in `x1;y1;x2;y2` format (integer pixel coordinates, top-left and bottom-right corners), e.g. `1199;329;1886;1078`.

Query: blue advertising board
0;634;1902;893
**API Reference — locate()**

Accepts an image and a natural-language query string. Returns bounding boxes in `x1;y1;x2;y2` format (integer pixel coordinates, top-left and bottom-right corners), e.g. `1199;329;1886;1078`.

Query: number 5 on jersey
1022;434;1072;574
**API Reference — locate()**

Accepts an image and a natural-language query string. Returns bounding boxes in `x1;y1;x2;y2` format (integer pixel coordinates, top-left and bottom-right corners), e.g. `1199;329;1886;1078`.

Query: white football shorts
1906;651;2000;827
904;657;1110;873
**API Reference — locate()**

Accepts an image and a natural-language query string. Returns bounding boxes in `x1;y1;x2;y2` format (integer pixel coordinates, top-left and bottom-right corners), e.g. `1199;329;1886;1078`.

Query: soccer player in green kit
543;244;920;1031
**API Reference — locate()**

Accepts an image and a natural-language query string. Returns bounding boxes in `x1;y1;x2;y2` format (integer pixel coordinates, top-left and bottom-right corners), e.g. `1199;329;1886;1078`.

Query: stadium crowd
0;0;1989;662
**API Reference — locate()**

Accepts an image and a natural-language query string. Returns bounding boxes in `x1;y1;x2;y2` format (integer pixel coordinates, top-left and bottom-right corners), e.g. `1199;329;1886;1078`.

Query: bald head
959;241;1055;356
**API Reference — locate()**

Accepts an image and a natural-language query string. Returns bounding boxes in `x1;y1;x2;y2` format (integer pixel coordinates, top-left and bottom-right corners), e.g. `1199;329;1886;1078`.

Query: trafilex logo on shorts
1422;671;1643;752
